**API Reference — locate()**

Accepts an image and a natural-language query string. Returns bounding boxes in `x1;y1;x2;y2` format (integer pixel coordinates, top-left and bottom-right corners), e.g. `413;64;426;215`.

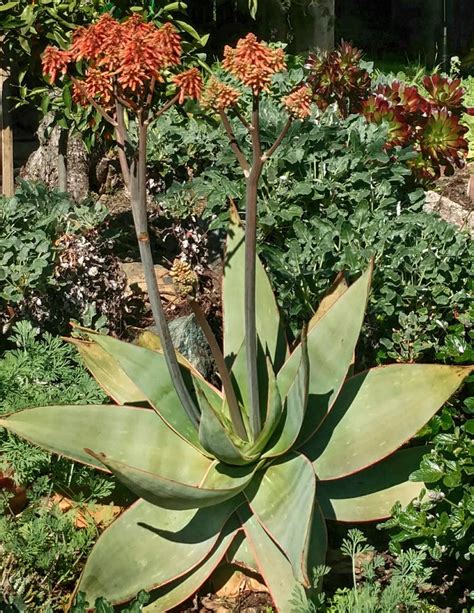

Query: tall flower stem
188;298;247;440
246;94;263;439
115;100;130;190
128;119;200;429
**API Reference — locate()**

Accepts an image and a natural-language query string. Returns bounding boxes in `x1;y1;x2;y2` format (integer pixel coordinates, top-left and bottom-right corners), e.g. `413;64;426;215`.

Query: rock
168;314;215;380
21;114;89;202
424;191;474;237
120;262;178;302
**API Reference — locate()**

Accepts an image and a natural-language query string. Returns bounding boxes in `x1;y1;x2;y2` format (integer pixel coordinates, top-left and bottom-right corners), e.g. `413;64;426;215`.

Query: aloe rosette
0;210;471;611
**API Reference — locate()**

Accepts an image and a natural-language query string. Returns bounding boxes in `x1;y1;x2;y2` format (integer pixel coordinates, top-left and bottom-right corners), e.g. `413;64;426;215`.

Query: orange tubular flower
154;22;182;67
283;86;313;119
173;68;203;104
43;14;185;109
222;33;286;94
42;46;71;83
201;77;241;111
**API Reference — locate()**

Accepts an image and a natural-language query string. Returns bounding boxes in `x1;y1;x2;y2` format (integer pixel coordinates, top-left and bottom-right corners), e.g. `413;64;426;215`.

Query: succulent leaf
0;404;211;480
196;384;258;465
244;453;316;585
70;337;147;405
79;497;242;604
308;272;349;331
307;503;328;574
239;505;302;612
143;518;240;611
223;205;287;371
91;333;221;452
317;446;429;522
85;449;260;510
278;262;373;443
263;328;309;458
246;356;283;454
225;529;258;573
304;364;473;480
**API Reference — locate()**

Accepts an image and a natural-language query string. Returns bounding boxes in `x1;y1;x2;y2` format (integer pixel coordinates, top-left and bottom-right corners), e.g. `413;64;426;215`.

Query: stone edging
424;191;474;238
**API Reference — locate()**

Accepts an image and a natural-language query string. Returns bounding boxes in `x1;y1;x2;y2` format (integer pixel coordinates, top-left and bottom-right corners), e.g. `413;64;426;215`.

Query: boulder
167;314;215;380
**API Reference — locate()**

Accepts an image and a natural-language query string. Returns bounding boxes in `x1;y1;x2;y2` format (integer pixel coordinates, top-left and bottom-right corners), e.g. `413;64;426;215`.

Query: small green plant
0;321;114;611
291;530;436;613
0;320;109;484
0;495;96;612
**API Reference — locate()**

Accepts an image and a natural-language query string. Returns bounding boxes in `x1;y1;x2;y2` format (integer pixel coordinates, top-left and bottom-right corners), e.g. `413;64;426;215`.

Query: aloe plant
0;209;471;610
2;28;472;611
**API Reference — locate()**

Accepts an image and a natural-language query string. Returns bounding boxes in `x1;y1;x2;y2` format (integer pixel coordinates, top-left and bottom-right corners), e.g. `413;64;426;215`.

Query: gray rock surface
167;314;215;380
21;114;89;202
156;315;215;380
424;190;474;237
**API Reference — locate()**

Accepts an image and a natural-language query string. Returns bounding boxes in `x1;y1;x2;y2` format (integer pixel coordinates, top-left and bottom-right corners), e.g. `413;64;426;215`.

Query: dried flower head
201;76;241;111
222;34;286;94
173;68;203;104
283;86;313;119
170;259;198;298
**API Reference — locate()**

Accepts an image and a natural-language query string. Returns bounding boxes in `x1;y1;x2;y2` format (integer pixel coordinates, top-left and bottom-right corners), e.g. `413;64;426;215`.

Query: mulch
435;164;473;211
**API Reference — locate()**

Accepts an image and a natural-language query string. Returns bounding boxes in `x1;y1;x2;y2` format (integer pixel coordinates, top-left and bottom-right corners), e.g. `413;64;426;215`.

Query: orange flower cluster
222;34;286;94
283;86;313;119
172;68;203;104
201;76;241;111
42;46;71;83
42;14;199;110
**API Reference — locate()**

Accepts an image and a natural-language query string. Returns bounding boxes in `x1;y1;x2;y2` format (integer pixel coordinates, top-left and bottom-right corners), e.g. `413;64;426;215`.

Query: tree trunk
290;0;335;54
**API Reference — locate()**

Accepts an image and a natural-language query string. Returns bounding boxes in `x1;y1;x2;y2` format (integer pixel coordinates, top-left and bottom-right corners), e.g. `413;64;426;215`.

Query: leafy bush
150;92;473;578
156;106;472;365
381;374;474;565
0;320;108;480
462;75;474;158
0;181;126;334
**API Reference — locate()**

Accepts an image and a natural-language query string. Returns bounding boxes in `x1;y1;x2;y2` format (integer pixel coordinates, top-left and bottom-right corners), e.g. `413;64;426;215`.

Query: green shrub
0;320;107;481
150;94;473;575
154;106;472;365
462;75;474;158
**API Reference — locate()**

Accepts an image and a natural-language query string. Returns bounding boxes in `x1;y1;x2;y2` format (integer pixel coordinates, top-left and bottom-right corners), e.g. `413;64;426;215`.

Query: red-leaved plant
307;42;474;183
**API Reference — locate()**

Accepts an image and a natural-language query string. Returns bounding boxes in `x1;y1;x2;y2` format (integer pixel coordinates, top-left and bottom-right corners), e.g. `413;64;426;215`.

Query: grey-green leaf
79;497;241;603
317;447;429;522
223;205;287;371
0;404;210;482
245;452;316;585
305;364;473;480
278;263;373;444
86;449;259;510
239;505;302;612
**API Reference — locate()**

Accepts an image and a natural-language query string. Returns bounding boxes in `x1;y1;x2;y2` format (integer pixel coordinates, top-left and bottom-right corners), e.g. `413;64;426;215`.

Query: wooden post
0;47;14;197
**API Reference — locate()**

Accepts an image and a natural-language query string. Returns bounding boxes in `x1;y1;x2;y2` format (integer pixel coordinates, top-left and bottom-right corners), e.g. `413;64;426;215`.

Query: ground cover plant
0;22;472;612
0;321;113;611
